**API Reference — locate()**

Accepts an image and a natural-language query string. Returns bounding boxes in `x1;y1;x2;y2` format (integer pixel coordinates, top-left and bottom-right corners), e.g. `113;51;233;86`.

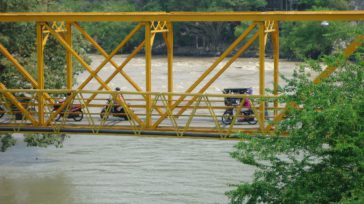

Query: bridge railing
0;89;282;137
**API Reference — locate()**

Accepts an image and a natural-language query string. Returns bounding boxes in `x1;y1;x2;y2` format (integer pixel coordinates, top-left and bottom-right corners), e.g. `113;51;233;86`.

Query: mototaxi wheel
73;110;83;121
221;110;233;125
244;109;258;125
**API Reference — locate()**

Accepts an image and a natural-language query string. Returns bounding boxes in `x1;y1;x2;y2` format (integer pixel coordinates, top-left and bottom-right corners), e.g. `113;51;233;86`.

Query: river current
0;135;253;204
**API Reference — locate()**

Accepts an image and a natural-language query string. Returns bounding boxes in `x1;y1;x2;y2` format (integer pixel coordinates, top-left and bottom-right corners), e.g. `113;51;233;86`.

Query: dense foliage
0;0;89;151
226;55;364;203
58;0;363;59
2;0;361;58
0;0;89;88
280;20;364;60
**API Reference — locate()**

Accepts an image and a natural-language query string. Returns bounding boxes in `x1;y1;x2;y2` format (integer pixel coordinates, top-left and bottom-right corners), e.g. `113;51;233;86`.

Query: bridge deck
0;90;278;138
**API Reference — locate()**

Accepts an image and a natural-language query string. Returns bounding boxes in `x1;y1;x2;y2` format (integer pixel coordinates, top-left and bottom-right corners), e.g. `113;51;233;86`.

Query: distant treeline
2;0;364;60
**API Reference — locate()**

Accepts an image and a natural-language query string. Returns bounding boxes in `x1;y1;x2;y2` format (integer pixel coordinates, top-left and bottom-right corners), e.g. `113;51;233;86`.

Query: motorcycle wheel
100;109;109;120
221;110;233;125
73;110;83;121
0;106;4;118
53;111;62;121
242;110;258;125
247;118;258;125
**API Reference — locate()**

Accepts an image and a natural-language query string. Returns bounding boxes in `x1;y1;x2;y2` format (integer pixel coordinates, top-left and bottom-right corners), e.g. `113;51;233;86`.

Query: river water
0;135;253;204
0;56;299;203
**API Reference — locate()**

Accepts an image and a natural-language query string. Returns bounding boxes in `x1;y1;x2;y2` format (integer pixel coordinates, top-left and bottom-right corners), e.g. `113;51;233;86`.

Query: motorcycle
100;99;128;120
0;97;32;120
221;88;257;125
52;100;83;121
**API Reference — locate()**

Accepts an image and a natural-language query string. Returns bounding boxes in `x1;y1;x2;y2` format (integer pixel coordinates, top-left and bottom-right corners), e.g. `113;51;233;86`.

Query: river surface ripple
0;135;254;204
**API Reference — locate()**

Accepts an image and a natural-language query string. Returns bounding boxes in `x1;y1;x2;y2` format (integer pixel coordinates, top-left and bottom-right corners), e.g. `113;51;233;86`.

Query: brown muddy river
0;55;299;203
0;135;252;204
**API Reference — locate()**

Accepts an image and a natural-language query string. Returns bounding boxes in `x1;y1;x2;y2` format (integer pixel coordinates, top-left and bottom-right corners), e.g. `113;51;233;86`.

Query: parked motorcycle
100;99;128;120
0;96;32;120
52;100;83;121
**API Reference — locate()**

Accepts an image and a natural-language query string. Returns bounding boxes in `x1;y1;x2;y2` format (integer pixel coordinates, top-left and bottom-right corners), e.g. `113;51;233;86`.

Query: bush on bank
226;55;364;203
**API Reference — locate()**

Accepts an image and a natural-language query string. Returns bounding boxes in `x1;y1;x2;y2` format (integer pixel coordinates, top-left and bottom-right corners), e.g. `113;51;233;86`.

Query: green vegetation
280;20;364;60
226;55;364;203
0;0;88;89
0;133;16;152
58;0;363;59
1;0;362;59
0;0;89;151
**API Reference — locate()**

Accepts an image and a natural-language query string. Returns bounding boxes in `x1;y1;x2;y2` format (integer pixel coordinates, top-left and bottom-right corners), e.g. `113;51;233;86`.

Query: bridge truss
0;12;363;138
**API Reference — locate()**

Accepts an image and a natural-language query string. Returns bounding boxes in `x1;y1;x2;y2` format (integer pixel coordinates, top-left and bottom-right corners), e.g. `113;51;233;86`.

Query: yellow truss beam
0;44;56;105
74;22;143;91
0;44;38;87
1;11;363;135
66;22;73;89
84;40;146;105
259;22;266;131
37;23;45;125
152;23;257;128
145;22;152;127
1;11;364;22
163;22;174;107
272;22;280;117
44;23;146;126
313;35;364;84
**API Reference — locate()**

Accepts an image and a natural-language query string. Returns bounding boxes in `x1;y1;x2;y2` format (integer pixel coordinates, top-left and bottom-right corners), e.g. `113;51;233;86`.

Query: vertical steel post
145;22;152;127
66;22;73;89
37;22;45;126
167;22;174;107
259;22;266;131
272;21;280;117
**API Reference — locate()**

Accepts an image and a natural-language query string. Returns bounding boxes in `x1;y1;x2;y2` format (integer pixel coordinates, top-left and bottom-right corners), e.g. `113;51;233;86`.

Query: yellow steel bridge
0;11;363;138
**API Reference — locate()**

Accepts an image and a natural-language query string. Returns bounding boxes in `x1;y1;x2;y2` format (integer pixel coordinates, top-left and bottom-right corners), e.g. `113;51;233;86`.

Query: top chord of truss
1;11;364;22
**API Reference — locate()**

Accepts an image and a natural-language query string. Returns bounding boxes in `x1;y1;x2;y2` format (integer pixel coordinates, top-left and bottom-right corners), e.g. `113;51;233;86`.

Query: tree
277;0;357;60
176;0;265;52
62;0;139;53
0;0;90;151
265;0;351;11
226;55;364;203
0;0;89;88
234;0;358;60
280;20;364;60
293;0;351;10
0;0;37;88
